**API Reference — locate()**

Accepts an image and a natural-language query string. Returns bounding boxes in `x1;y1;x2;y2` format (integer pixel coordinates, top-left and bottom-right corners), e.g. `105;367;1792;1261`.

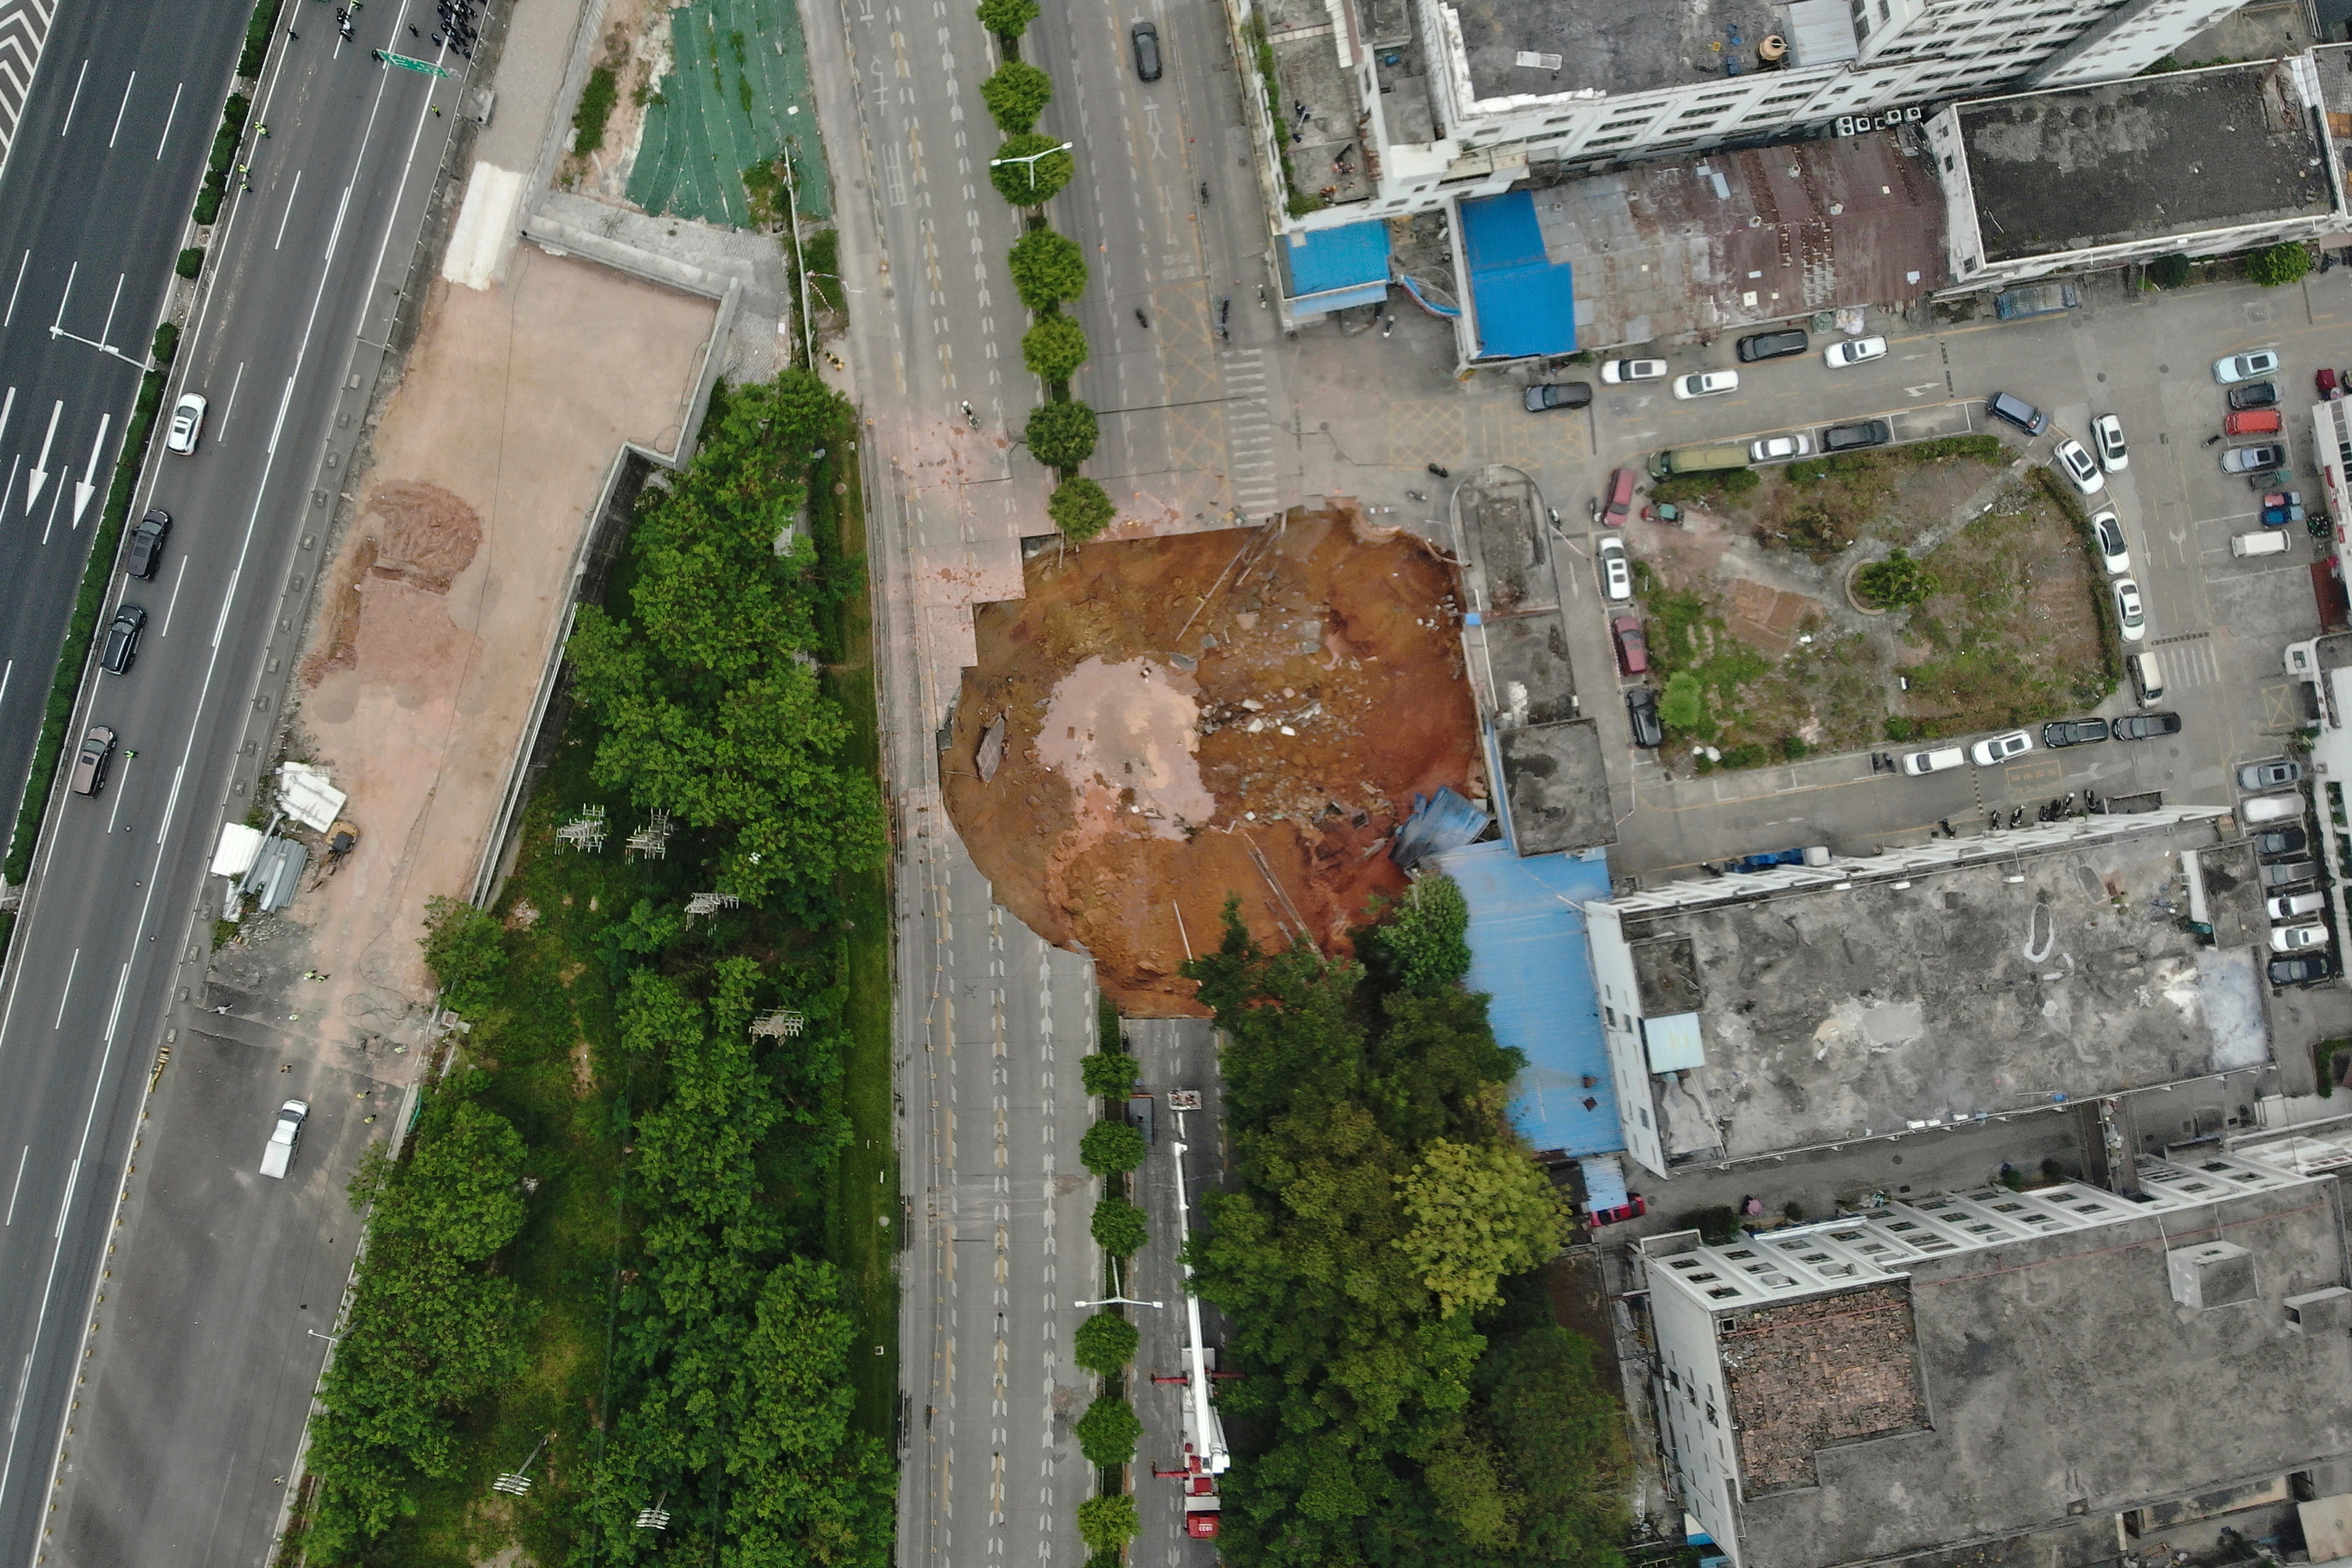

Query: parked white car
1598;537;1632;602
2268;891;2328;921
1749;434;1813;462
2089;510;2129;575
2054;438;2105;495
1969;730;2033;766
1671;369;1739;400
1822;336;1886;369
260;1100;310;1179
2214;350;2281;385
2092;414;2129;473
1601;358;1668;383
2112;577;2146;642
2270;922;2332;953
164;393;207;456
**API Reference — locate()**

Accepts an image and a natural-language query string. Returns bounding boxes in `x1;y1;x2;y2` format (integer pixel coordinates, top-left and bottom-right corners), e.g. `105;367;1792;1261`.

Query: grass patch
2318;1038;2352;1096
570;64;619;156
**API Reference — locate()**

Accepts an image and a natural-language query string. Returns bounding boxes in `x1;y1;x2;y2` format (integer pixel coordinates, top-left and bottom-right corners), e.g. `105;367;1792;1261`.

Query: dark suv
1736;328;1809;363
2256;826;2310;858
1822;419;1891;453
1626;687;1663;748
124;508;171;579
100;604;147;675
2271;954;2336;985
2111;711;2182;741
2229;381;2279;411
2041;718;2109;748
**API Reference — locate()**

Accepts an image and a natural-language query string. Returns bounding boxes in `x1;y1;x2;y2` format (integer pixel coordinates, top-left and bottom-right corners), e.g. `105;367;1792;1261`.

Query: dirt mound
944;514;1481;1015
367;481;483;593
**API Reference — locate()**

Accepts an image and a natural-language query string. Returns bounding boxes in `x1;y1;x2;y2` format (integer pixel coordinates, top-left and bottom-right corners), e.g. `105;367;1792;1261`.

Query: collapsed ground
1634;441;2117;764
944;513;1481;1014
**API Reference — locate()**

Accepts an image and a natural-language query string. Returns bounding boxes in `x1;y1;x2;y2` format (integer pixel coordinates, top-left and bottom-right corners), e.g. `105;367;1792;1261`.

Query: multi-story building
1235;0;2252;235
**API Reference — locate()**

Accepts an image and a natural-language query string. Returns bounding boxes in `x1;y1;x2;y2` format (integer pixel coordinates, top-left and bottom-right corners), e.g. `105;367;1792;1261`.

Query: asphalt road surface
0;6;469;1562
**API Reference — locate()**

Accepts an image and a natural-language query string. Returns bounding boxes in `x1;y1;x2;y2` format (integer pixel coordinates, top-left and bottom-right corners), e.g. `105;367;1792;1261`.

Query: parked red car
1602;466;1637;525
1612;614;1648;675
2225;408;2284;436
1590;1194;1647;1227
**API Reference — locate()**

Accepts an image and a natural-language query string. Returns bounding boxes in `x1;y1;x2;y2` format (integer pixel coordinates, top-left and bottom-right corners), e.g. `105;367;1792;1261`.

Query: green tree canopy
1081;1050;1140;1100
1079;1117;1145;1176
975;0;1038;36
1025;398;1099;471
1073;1310;1140;1375
1365;874;1472;996
990;133;1075;205
1074;1395;1143;1466
1049;477;1116;541
2148;252;2192;289
1394;1138;1565;1316
1009;227;1089;310
1091;1196;1148;1256
1658;669;1707;733
1021;312;1089;381
1853;547;1937;611
421;895;508;1014
563;371;886;915
2246;240;2314;288
979;60;1053;133
1076;1495;1140;1553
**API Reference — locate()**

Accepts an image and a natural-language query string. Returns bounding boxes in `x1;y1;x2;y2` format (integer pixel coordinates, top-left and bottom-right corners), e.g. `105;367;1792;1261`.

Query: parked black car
1522;381;1592;412
1626;686;1663;748
2229;381;2279;410
2111;711;2183;741
2041;718;2110;748
1822;419;1891;452
2270;954;2336;985
2256;826;2310;858
1735;328;1809;363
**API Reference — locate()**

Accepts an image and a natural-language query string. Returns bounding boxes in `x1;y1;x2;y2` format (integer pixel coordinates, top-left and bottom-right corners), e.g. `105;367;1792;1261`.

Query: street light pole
1074;1258;1162;1310
987;140;1074;192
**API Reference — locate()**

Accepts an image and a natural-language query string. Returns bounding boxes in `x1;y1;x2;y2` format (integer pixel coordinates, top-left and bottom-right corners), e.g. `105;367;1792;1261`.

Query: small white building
1930;54;2349;291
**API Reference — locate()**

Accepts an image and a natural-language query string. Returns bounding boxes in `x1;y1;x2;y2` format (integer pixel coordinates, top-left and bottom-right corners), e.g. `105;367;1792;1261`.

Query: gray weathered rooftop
1497;718;1615;854
1960;62;2332;265
1628;817;2270;1162
1733;1180;2352;1568
1451;0;1786;101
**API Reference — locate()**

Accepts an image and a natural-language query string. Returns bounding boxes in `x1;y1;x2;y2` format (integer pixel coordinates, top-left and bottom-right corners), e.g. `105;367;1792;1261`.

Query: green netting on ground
628;0;832;225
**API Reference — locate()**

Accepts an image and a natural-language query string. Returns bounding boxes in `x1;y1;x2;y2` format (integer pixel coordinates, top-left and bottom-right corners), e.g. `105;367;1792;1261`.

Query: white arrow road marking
0;386;16;448
24;397;56;511
70;412;105;526
1904;382;1941;397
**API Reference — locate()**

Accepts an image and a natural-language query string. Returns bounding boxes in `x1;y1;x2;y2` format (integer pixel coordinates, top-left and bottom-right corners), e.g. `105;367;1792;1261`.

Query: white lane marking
160;556;188;637
0;384;15;448
154;80;181;160
216;359;246;446
23;396;53;511
49;1158;71;1237
104;69;132;148
3;1146;24;1226
50;947;73;1029
102;753;128;833
54;57;82;136
273;167;302;249
0;252;23;328
70;411;108;526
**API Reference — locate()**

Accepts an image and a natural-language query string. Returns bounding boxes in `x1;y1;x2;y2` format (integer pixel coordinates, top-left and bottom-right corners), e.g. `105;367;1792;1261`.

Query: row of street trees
979;0;1117;541
1074;1018;1145;1562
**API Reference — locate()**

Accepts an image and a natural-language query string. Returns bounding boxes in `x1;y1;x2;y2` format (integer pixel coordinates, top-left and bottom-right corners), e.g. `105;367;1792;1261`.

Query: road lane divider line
3;1145;24;1225
0;251;22;328
49;1158;71;1238
160;558;188;638
272;169;302;250
104;69;132;148
216;359;245;446
154;81;181;160
49;946;71;1029
53;56;80;136
156;765;182;846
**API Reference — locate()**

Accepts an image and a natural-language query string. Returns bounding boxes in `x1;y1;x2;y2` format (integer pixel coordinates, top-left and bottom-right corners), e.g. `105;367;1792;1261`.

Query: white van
2243;792;2306;825
1900;746;1967;776
2231;531;2290;559
2127;650;2165;706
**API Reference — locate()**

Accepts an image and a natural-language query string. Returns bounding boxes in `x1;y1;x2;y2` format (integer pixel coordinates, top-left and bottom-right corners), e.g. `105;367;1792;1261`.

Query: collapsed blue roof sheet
1284;220;1392;298
1434;839;1621;1160
1391;786;1491;871
1460;189;1576;360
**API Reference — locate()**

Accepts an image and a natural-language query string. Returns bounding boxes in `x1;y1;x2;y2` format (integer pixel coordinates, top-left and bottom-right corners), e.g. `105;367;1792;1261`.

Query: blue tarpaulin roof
1434;839;1621;1160
1460;189;1576;360
1285;220;1392;297
1391;786;1491;871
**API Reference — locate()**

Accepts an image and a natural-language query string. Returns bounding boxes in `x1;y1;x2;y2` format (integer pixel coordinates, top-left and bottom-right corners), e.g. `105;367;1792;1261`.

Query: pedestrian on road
287;25;298;37
257;123;270;136
430;103;441;114
409;22;418;33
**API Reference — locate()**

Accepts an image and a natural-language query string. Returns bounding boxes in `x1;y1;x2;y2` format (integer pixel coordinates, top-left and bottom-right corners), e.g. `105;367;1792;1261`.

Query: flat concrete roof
1450;0;1784;101
1960;62;2333;265
1530;136;1945;351
1733;1181;2352;1568
1497;717;1615;854
1626;817;2270;1161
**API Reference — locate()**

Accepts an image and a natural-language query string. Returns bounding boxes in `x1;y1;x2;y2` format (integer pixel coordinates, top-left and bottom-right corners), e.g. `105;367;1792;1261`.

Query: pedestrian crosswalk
1221;347;1279;517
0;0;56;183
2148;632;2221;691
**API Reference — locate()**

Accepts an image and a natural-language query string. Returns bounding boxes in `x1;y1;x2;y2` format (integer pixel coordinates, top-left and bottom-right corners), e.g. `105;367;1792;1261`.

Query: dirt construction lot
1628;445;2116;763
241;249;713;1040
944;515;1482;1014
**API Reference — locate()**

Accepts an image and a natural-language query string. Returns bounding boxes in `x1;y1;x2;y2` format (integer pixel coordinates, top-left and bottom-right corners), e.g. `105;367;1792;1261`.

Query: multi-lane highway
0;4;468;1561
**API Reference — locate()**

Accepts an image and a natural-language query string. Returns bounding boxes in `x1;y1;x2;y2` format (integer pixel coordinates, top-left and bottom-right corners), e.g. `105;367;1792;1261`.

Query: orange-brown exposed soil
944;513;1483;1015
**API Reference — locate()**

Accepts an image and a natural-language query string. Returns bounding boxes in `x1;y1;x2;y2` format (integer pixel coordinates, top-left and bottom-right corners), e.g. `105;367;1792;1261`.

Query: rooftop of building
1447;0;1793;103
1959;60;2333;265
1497;719;1615;854
1264;0;1377;208
1706;1175;2352;1568
1615;815;2269;1163
1526;134;1945;352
